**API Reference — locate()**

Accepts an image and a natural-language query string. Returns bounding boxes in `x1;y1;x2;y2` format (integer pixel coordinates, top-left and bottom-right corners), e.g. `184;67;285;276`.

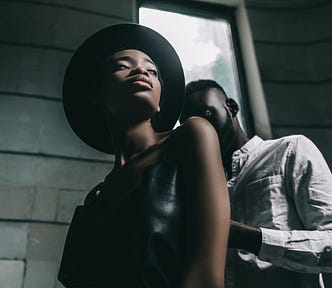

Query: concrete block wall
0;0;135;287
245;0;332;168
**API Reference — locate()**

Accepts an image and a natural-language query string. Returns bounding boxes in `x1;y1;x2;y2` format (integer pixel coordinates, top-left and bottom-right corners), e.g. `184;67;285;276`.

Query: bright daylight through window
139;6;247;130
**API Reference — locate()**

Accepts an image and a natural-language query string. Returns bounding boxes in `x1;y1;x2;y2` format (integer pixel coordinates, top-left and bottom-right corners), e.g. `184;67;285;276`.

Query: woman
58;23;230;288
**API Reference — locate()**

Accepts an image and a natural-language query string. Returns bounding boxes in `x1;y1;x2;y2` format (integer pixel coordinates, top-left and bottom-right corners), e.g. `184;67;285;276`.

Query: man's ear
225;98;239;117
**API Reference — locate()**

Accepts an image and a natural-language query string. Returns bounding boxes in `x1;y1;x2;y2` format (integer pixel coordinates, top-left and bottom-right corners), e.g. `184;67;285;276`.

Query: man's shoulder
263;134;313;150
262;135;324;166
246;135;316;161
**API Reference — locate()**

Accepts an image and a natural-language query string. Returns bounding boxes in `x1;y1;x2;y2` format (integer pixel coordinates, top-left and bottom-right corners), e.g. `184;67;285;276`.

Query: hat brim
63;23;185;154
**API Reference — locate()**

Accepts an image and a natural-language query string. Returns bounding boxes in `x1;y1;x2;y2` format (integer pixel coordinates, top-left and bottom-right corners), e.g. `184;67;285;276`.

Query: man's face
180;88;235;156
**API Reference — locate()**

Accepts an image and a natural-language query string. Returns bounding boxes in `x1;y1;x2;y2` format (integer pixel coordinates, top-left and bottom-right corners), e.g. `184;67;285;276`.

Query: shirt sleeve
257;135;332;273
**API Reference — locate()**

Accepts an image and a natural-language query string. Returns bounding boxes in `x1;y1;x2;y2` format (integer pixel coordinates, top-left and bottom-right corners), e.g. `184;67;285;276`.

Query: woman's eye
114;64;129;71
148;69;158;76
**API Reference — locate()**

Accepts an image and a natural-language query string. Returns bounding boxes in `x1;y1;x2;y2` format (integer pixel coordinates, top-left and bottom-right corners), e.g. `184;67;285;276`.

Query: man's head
180;79;241;162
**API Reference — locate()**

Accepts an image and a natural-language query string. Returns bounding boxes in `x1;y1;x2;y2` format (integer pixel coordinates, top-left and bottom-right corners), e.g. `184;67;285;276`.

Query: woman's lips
130;74;153;89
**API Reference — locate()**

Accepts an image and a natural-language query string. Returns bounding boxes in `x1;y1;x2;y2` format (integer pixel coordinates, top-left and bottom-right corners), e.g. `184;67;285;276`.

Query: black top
58;161;185;288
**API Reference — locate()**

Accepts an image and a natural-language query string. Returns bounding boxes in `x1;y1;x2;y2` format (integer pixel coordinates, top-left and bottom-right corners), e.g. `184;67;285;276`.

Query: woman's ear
225;98;239;117
157;105;160;113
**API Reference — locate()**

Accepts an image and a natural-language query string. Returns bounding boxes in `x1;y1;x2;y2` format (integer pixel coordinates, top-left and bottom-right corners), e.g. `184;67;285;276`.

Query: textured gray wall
0;0;134;287
246;0;332;168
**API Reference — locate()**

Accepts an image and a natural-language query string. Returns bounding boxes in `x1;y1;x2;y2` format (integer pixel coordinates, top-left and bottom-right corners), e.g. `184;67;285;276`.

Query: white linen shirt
225;135;332;288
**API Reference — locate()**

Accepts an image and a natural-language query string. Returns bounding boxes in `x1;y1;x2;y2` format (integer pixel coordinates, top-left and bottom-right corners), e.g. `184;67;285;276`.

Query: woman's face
100;49;162;123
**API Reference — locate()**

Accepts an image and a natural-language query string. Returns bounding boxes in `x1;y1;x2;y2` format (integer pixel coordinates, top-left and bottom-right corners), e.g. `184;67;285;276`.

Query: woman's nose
131;65;149;76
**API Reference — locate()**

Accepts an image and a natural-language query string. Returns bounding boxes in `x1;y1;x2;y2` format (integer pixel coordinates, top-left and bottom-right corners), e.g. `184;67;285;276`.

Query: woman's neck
111;120;160;167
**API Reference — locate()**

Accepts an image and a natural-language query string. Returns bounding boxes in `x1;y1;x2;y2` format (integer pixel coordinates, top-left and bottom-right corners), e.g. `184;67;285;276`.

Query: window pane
139;7;247;131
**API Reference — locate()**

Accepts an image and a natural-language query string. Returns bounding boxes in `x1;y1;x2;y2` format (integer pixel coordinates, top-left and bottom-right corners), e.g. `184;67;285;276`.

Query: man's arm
230;136;332;274
228;220;262;255
257;228;332;273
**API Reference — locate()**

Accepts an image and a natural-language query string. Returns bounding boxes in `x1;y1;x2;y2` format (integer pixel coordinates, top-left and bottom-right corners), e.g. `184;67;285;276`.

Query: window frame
136;0;272;139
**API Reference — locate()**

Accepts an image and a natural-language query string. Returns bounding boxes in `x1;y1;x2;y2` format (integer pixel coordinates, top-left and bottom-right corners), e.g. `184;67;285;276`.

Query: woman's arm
176;117;230;288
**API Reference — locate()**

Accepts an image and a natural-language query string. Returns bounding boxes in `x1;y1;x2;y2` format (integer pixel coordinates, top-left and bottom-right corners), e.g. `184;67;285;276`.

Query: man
180;79;332;288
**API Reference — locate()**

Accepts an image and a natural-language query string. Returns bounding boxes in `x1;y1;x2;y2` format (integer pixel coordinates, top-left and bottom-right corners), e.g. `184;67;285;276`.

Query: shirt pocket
243;175;287;228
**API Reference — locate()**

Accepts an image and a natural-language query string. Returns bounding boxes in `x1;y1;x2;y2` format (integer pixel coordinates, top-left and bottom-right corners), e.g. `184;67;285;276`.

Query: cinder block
0;95;41;153
264;82;332;126
0;185;34;219
24;260;57;288
0;120;39;154
37;0;134;20
0;260;24;288
247;8;306;42
310;42;332;81
0;153;111;190
0;154;38;187
0;1;123;50
0;45;70;98
35;156;111;190
302;5;332;41
0;222;28;259
248;9;297;42
37;99;114;161
247;4;332;42
56;190;86;223
54;8;121;49
0;95;114;161
254;44;285;79
255;44;312;81
0;66;63;98
31;187;58;222
0;45;70;76
27;223;68;262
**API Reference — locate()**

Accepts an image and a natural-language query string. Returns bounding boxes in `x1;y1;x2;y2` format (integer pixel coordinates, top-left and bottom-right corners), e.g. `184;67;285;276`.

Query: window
138;0;251;133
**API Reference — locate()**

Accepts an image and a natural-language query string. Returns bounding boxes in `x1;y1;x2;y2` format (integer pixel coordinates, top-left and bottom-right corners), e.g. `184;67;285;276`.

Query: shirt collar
232;135;264;158
230;136;263;178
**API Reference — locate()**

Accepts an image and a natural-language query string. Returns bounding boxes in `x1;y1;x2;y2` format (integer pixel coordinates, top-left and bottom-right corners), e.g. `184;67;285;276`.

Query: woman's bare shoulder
175;116;218;144
167;116;220;160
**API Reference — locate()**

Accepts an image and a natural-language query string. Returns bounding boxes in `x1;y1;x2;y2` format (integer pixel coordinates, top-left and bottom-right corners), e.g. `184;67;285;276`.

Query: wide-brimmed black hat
63;23;185;154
